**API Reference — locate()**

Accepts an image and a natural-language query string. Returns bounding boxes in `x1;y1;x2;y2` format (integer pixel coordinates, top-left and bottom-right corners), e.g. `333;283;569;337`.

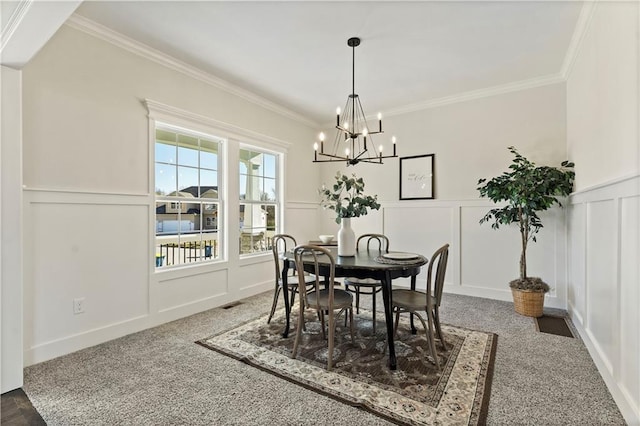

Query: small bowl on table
318;235;334;244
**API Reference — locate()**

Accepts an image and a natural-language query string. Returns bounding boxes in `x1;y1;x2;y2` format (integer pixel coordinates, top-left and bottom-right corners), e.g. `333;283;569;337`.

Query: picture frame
399;154;435;200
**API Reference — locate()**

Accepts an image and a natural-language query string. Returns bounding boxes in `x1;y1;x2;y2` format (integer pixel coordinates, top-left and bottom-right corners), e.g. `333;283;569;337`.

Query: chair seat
307;289;353;310
392;289;429;311
344;277;382;288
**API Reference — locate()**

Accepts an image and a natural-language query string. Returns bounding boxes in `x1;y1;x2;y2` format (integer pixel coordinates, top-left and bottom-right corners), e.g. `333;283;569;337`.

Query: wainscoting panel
378;200;566;307
568;202;586;323
285;202;322;244
156;269;229;312
460;205;521;291
585;199;618;373
568;175;640;423
23;192;315;365
25;201;149;348
236;259;273;293
619;195;640;409
383;205;455;288
460;205;561;298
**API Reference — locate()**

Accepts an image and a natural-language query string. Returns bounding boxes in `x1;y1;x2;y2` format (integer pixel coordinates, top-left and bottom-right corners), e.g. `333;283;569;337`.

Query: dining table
281;246;427;370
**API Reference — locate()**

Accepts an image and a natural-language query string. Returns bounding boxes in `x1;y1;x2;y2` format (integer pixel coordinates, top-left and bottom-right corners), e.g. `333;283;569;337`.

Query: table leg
281;260;291;338
382;271;397;370
410;274;418;335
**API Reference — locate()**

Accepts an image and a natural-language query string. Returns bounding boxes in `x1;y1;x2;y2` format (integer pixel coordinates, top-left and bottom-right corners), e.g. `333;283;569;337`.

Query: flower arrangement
319;172;381;224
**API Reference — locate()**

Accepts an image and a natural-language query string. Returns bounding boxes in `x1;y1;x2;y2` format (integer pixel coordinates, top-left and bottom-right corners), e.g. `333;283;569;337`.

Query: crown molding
144;99;292;151
560;1;597;79
65;14;318;129
331;73;566;125
0;0;32;51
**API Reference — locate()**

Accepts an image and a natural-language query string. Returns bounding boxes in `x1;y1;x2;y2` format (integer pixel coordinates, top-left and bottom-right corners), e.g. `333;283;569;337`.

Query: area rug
197;308;497;425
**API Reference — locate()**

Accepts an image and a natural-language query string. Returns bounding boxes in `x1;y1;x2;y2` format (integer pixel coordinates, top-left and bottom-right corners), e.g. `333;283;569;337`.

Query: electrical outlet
73;298;85;314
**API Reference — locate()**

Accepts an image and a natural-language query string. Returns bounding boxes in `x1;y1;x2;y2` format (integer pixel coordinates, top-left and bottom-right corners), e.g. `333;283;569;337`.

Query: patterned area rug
197;308;497;425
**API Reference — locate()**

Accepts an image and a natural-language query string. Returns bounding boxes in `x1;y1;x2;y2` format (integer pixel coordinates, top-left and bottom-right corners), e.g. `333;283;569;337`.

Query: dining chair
392;243;449;370
266;234;315;324
291;245;355;370
343;234;390;333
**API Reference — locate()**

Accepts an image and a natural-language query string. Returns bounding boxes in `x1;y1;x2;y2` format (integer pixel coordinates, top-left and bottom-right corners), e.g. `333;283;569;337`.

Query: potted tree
319;172;380;256
477;146;575;317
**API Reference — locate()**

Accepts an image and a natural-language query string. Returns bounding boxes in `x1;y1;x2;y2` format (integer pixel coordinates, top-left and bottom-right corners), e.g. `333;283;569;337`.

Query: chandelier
313;37;397;165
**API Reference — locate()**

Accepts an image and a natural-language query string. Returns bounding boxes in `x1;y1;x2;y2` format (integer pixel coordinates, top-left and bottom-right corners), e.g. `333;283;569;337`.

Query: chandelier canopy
313;37;397;166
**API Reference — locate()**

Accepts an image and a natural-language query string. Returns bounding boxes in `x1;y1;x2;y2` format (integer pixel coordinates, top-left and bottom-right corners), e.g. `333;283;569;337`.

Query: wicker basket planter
511;288;545;317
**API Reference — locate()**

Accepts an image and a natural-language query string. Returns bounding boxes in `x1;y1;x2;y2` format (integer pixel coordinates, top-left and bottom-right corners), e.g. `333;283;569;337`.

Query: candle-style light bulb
336;107;341;115
319;132;325;141
344;122;349;130
319;132;325;153
313;143;318;151
362;128;368;149
345;148;350;157
378;112;382;132
392;136;397;156
379;145;383;158
313;143;318;161
336;107;341;127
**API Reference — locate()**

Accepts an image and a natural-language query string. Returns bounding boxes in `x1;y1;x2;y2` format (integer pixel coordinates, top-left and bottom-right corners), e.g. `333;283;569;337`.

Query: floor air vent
221;302;241;310
535;315;575;338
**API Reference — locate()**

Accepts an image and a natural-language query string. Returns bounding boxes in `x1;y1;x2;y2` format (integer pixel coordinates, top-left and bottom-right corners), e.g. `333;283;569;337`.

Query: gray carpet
23;292;625;425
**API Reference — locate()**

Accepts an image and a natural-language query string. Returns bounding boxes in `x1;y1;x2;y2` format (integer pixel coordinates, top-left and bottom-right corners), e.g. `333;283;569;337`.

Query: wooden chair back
426;244;449;308
272;234;297;282
356;233;390;253
293;245;336;311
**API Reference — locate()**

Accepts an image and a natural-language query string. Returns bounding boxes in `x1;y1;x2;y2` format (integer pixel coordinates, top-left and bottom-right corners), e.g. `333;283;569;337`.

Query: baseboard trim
569;309;640;425
24;282;271;366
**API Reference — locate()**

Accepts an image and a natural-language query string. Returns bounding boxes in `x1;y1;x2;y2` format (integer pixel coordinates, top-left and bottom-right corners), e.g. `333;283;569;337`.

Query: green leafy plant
477;146;575;290
319;172;381;224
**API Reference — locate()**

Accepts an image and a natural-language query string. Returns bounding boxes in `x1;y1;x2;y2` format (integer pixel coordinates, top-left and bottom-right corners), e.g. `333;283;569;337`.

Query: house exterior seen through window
239;148;279;255
154;125;222;268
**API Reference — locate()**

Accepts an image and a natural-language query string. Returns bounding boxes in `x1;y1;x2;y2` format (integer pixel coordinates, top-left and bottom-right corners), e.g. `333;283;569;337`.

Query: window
239;148;279;255
155;125;222;268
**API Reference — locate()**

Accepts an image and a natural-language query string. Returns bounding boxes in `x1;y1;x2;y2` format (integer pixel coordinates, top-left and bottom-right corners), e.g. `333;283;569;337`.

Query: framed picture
399;154;434;200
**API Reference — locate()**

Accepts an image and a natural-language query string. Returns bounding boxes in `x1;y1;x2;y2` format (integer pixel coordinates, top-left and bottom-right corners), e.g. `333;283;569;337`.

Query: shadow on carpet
197;309;497;425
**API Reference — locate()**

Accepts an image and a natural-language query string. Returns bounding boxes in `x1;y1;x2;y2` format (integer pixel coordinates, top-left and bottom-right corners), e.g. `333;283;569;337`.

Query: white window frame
145;99;291;274
154;123;224;269
239;145;282;257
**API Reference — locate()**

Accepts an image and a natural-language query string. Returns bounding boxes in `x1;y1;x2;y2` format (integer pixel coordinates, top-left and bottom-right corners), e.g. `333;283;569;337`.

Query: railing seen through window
239;148;279;255
155;125;222;267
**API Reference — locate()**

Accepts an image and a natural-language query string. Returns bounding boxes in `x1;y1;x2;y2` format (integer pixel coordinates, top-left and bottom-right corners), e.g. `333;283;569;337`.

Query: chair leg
267;286;281;324
393;308;401;338
320;311;326;340
416;311;440;370
327;313;335;370
291;303;305;359
434;307;447;350
349;308;355;344
372;291;377;333
290;288;296;310
426;310;440;370
355;288;360;314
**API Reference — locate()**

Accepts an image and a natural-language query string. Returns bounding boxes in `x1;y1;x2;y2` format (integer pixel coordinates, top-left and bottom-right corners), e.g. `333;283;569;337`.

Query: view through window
154;125;222;267
239;148;279;255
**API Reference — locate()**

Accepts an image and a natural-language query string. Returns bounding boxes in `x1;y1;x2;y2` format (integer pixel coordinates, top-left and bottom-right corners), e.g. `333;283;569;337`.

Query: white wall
21;24;320;365
566;2;640;424
1;66;24;392
317;83;570;306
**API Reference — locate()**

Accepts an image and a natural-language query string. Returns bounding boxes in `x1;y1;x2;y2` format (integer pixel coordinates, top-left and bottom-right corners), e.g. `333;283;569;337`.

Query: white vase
337;217;356;257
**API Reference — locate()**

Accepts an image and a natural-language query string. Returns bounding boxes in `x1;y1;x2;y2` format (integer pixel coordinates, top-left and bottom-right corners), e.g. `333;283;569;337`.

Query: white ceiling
73;2;582;125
